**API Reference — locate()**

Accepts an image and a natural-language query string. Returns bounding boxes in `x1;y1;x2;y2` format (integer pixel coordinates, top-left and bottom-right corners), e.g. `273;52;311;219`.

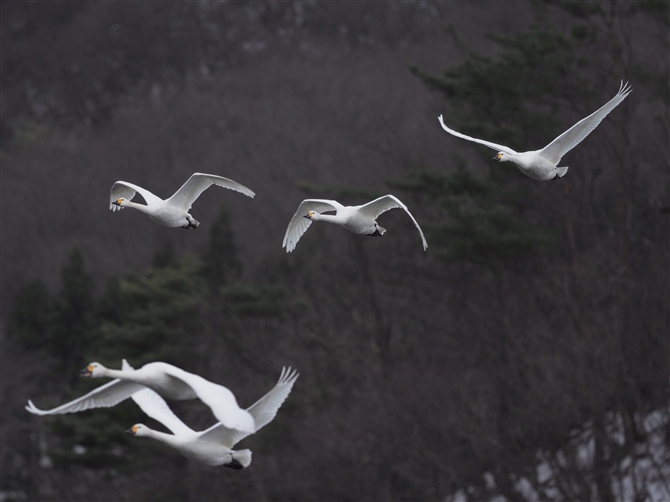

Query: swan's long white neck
311;212;341;223
122;200;156;214
98;367;143;383
143;428;179;446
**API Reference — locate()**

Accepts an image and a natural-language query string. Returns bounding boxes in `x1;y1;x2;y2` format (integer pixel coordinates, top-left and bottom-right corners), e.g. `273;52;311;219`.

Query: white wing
161;365;255;433
131;388;195;436
358;195;428;250
195;423;234;447
123;359;194;436
438;115;517;155
539;81;632;164
26;379;145;415
109;181;164;211
245;367;298;433
282;199;345;252
198;367;299;447
165;173;255;211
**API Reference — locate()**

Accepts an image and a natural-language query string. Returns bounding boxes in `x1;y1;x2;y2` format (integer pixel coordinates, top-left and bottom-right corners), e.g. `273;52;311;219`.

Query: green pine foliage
151;239;179;269
389;167;555;265
6;2;667;499
201;205;242;294
221;284;285;317
96;253;207;366
28;250;210;471
400;20;604;267
410;25;590;156
8;279;56;352
53;249;98;375
13;215;291;471
8;249;98;381
398;5;668;499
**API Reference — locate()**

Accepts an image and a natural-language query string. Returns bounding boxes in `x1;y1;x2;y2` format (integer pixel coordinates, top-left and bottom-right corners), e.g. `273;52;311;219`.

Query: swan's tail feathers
554;166;569;180
226;449;252;470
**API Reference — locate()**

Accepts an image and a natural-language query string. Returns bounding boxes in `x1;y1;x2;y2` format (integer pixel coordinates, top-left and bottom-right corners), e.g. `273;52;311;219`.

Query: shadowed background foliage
2;1;668;501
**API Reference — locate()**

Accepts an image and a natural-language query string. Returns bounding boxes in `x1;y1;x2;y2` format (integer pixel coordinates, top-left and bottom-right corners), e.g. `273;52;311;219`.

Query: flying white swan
438;81;632;181
282;195;428;252
109;173;255;228
127;366;299;469
26;360;255;433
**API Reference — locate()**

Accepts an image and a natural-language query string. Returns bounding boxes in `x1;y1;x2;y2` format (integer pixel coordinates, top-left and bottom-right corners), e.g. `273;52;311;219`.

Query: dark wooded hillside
2;2;668;501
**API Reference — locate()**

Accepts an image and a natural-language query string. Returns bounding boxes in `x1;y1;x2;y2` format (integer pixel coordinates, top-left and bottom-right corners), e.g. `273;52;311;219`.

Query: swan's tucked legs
368;224;386;237
182;216;200;229
225;459;244;470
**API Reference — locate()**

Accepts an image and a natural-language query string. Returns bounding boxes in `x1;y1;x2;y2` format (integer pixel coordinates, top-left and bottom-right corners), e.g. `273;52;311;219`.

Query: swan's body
109;173;255;228
26;361;255;433
438;81;632;180
127;366;299;469
282;195;427;252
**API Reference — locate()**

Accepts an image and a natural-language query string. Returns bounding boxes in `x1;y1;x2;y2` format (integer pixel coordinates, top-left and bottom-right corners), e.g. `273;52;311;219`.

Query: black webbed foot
224;459;244;470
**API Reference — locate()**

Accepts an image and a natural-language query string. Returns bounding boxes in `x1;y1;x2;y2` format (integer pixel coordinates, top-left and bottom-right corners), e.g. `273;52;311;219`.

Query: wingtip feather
26;400;44;415
617;80;632;97
279;366;300;386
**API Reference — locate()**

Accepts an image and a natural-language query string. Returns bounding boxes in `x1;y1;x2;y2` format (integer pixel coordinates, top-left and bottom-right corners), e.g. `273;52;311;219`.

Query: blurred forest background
1;1;668;501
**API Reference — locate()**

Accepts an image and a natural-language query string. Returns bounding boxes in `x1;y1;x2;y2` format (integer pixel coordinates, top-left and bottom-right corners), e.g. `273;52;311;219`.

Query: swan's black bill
112;200;120;206
125;429;135;436
80;368;92;377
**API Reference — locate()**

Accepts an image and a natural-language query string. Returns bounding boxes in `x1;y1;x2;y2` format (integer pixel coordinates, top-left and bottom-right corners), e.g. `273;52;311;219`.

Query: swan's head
80;362;106;378
303;211;316;220
112;198;126;207
125;424;150;437
493;152;506;162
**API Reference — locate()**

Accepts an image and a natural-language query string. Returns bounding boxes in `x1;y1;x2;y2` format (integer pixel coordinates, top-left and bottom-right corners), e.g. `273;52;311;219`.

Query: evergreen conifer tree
8;279;56;352
403;6;668;499
52;248;97;379
152;239;178;269
202;205;242;294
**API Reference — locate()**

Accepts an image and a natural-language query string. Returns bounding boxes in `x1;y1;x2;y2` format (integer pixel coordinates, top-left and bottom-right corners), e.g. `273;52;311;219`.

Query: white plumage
26;360;255;433
282;195;427;252
127;366;299;468
438;81;632;180
109;173;255;228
